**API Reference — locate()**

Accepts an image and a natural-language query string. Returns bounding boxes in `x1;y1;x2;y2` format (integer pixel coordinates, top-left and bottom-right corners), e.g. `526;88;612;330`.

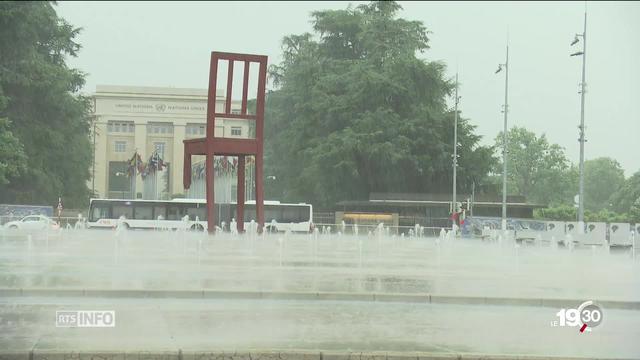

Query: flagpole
155;153;158;200
132;152;136;199
499;44;509;232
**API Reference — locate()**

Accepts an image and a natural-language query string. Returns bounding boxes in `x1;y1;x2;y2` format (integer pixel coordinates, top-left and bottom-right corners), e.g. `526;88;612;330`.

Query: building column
93;120;108;198
133;119;147;199
172;123;186;197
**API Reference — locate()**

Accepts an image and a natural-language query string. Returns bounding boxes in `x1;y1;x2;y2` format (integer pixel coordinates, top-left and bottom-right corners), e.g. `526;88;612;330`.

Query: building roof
93;85;233;102
336;199;546;209
369;192;529;203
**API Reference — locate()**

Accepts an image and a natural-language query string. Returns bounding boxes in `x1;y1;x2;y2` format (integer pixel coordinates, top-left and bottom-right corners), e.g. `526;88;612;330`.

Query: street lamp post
571;11;587;230
452;73;460;230
495;44;510;232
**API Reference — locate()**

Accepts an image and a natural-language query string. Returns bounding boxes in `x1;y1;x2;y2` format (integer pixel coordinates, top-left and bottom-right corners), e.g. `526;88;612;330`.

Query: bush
535;205;632;223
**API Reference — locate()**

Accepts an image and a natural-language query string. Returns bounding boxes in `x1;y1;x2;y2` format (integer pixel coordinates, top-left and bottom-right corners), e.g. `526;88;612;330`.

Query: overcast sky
57;1;640;176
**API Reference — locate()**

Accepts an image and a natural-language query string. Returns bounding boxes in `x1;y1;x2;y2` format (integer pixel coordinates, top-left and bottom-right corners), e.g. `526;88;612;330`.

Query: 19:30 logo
551;301;603;332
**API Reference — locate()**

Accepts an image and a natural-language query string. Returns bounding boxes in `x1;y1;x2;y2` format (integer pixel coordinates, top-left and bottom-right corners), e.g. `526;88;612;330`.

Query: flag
148;153;157;173
222;156;228;173
157;153;166;171
136;153;144;174
192;162;203;179
127;152;137;177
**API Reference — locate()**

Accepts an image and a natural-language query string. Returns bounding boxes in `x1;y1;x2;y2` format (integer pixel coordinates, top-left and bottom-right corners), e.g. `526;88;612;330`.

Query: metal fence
312;212;335;225
313;212;451;232
312;223;450;237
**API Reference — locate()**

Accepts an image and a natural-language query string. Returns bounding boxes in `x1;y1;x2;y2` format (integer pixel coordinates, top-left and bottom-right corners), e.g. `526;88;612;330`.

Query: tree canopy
264;1;495;207
494;127;576;206
608;170;640;222
0;2;91;208
583;157;625;212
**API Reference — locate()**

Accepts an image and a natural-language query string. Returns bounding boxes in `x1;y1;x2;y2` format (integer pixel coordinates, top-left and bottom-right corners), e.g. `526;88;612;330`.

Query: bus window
265;205;281;223
90;203;110;221
298;205;311;221
113;203;133;219
167;205;187;220
243;204;256;222
154;206;166;219
187;205;206;221
134;204;153;220
282;206;305;223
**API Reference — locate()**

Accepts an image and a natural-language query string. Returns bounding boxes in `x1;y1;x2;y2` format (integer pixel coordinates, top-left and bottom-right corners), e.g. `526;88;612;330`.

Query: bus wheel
191;224;205;232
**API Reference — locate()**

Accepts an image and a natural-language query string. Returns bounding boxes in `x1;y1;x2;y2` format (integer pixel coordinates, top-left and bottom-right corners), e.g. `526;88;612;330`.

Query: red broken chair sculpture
183;52;267;234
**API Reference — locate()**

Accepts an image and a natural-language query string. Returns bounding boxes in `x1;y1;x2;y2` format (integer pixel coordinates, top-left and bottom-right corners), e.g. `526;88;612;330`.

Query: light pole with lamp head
495;43;510;232
452;73;460;232
570;10;587;232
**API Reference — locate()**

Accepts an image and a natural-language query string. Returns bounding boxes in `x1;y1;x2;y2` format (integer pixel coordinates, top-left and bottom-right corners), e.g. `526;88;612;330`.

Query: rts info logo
56;310;115;328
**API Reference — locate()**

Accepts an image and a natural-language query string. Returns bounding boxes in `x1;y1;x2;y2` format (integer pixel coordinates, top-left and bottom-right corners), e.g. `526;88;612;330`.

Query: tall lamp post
495;44;510;231
452;73;460;230
571;10;587;230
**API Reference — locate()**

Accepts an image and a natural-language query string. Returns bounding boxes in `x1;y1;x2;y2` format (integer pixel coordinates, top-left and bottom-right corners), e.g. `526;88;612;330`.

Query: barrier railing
312;223;452;237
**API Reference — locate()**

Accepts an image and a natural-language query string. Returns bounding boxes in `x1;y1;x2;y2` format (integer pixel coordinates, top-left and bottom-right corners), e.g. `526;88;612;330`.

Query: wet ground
0;229;639;358
2;296;639;358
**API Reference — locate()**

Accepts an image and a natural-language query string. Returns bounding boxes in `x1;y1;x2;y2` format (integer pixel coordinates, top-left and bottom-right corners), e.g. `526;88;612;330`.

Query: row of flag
127;151;167;179
126;151;256;180
192;156;256;179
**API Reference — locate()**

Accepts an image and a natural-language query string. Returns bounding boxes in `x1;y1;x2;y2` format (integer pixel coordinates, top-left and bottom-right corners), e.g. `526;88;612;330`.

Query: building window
231;109;241;115
186;123;205;136
154;142;165;157
147;122;173;135
108;121;134;133
114;141;127;153
231;127;242;136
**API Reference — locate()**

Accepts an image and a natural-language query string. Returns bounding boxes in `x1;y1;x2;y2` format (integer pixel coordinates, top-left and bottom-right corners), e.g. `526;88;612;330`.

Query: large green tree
264;1;495;207
583;157;625;212
494;127;576;206
0;2;91;207
0;117;27;185
608;170;640;219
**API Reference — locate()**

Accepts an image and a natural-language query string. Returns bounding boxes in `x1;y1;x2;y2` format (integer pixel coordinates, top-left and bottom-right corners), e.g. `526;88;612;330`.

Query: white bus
87;198;313;233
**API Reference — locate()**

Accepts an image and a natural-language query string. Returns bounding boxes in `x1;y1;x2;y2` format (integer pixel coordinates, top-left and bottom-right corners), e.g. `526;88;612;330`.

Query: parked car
3;215;60;231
